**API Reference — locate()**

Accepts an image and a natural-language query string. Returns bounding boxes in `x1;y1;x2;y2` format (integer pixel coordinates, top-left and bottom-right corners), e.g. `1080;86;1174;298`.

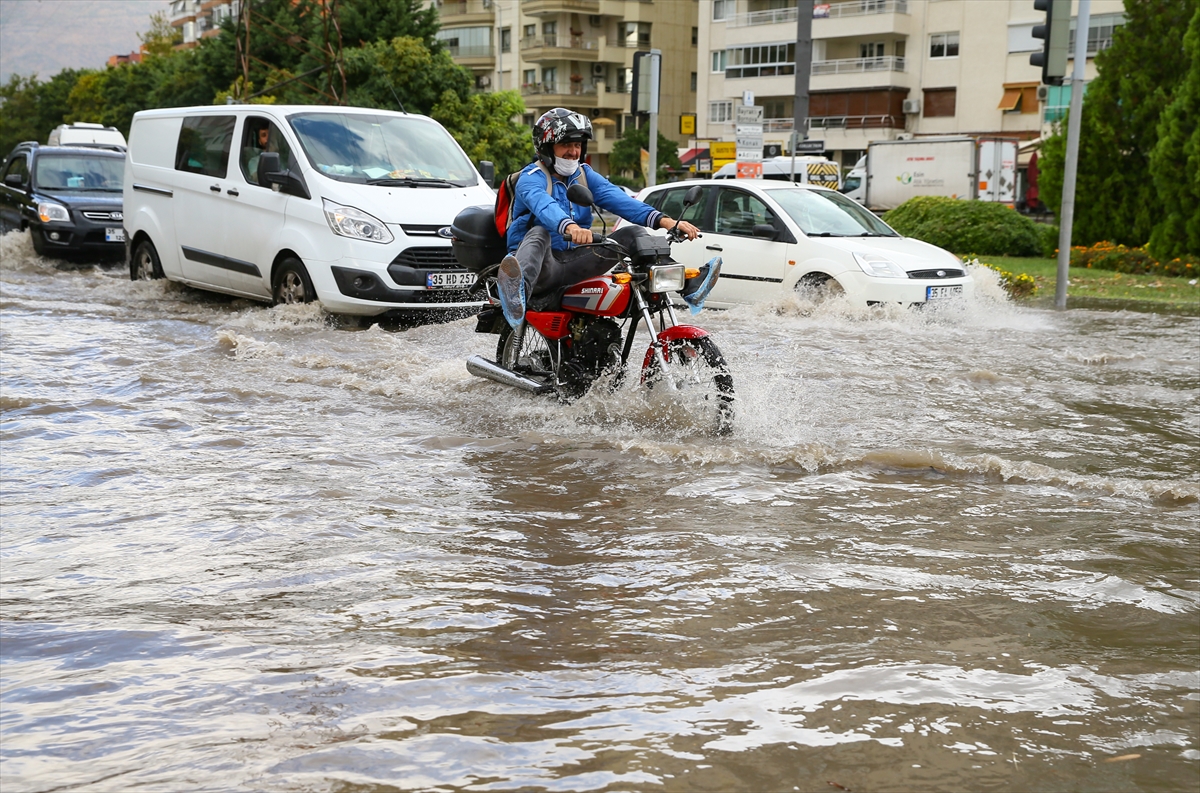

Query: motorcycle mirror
478;160;495;188
566;183;594;206
682;185;703;207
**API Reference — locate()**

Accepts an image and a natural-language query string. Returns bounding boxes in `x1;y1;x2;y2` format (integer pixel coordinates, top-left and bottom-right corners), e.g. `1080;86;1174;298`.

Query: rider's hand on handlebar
564;223;594;245
660;217;701;241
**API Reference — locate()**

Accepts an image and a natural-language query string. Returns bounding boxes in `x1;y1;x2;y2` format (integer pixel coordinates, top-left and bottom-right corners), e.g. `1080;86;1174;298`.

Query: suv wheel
29;227;47;256
131;239;164;280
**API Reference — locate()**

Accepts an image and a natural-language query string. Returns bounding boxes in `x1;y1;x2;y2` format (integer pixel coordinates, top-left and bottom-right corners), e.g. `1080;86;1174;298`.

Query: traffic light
1030;0;1071;86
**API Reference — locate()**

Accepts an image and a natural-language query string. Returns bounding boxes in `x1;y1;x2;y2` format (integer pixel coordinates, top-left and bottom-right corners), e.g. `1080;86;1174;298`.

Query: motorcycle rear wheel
643;336;735;435
497;321;558;380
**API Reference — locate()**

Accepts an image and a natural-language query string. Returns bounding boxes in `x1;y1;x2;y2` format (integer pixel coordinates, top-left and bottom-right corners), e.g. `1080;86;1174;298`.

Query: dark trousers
513;226;621;310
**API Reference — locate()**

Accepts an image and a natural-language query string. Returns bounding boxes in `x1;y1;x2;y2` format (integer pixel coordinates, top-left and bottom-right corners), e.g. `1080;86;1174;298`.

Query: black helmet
533;108;592;168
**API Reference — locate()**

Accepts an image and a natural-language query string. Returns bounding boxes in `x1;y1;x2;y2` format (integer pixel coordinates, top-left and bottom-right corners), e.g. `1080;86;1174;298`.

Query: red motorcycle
450;184;733;434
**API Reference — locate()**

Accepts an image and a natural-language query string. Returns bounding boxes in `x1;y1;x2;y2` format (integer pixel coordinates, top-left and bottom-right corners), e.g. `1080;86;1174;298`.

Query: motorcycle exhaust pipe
466;355;556;395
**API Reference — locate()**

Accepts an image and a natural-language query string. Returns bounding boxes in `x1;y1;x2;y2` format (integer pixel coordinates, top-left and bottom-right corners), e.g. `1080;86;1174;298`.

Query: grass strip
979;255;1200;314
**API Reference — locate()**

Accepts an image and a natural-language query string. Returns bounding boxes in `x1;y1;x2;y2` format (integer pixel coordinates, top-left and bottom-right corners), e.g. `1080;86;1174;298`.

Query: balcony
521;82;600;108
812;56;905;75
809;114;903;130
521;35;601;62
522;0;601;16
814;0;912;38
821;0;908;18
728;6;798;28
445;43;496;68
437;1;494;26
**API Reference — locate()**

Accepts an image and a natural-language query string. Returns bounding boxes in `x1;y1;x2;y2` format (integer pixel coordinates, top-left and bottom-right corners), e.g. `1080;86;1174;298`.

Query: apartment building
432;0;699;173
168;0;241;47
697;0;1127;171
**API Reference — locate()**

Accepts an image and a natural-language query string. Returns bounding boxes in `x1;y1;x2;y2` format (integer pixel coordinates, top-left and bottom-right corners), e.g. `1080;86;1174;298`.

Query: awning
678;147;705;166
997;88;1022;111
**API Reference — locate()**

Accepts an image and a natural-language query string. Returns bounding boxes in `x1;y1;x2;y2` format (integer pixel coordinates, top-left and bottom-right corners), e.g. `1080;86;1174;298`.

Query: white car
626;179;972;308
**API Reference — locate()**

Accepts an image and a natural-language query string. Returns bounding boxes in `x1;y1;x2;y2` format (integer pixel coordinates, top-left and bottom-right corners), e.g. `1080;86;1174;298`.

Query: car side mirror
258;151;311;200
478;160;495;188
566;183;594;206
752;223;778;240
682;184;703;207
4;173;25;187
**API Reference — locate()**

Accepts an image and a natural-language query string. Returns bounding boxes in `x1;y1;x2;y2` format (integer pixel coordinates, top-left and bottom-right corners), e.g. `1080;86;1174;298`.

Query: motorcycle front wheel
497;321;558;380
642;336;735;435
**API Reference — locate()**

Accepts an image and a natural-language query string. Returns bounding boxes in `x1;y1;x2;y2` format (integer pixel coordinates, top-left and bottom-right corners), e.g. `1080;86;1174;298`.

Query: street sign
793;139;826;154
736;105;764;177
735;105;763;124
710;141;736;159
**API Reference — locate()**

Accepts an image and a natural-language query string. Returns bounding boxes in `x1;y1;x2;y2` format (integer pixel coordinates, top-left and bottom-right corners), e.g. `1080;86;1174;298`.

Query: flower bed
968;258;1037;299
1070;242;1198;279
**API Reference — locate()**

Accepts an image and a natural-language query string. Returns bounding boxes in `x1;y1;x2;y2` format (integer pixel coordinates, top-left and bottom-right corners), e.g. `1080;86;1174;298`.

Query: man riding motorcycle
496;108;701;328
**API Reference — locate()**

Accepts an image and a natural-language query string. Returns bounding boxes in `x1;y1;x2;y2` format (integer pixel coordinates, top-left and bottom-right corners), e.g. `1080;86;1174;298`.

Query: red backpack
493;161;589;237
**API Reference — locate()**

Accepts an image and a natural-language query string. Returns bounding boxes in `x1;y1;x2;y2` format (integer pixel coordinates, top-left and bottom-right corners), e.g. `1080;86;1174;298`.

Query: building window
1069;13;1127;54
711;50;726;72
435;26;492;58
619;22;651;49
998;82;1039;114
500;27;511;53
523;69;536;87
523;24;535;39
708;100;733;124
762;96;792;119
724;43;796;79
1007;23;1039;53
859;41;885;58
691;72;697;91
542;67;557;91
619;67;633;93
713;0;729;21
930;32;959;59
692;27;698;46
923;87;956;117
1043;83;1089;122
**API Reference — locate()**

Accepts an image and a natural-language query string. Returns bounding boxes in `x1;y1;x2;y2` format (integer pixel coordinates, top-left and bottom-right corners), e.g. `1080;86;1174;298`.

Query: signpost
735;104;763;179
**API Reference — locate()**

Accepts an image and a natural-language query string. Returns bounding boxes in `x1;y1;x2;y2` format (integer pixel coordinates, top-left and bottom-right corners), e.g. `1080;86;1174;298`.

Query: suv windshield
288;112;477;186
769;187;898;237
34;154;124;192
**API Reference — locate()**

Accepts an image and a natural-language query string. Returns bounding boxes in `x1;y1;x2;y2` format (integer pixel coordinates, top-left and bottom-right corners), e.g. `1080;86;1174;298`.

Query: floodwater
1;229;1197;793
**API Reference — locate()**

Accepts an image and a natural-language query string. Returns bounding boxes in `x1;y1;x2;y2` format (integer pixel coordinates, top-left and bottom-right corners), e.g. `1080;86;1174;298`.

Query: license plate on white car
426;271;474;290
927;285;963;300
105;227;126;243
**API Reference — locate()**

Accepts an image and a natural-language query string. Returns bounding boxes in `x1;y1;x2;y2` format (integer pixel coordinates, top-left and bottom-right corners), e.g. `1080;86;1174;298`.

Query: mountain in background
0;0;163;84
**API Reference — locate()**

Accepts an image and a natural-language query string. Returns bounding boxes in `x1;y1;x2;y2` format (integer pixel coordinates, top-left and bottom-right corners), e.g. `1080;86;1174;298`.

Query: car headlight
853;251;907;278
322;199;393;244
37;202;70;223
647;264;685;293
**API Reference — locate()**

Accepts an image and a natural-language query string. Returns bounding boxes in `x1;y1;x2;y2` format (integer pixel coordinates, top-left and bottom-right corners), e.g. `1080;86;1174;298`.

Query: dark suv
0;142;126;261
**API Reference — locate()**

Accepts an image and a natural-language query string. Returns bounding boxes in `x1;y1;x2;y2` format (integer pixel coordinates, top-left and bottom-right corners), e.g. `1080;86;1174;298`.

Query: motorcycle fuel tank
560;276;630;316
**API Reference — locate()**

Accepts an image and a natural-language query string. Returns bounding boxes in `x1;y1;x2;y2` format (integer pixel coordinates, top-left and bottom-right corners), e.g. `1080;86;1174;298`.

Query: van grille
391;246;460;270
907;268;964;279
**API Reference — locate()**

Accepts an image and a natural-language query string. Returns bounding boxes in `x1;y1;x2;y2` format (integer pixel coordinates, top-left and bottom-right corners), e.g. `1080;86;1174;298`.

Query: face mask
553;157;579;178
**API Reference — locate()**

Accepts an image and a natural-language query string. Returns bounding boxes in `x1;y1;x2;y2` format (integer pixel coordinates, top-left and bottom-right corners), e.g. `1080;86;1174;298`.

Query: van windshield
34;154;124;192
288;112;478;187
768;187;898;237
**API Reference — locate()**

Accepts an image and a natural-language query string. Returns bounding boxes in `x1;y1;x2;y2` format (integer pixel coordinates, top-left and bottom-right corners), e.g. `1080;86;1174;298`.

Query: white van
713;156;841;190
123;105;496;317
48;122;127;150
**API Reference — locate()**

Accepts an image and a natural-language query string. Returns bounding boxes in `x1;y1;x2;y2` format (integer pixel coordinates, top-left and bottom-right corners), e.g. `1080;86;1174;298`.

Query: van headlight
853;251;906;278
37;202;70;223
322;199;393;244
647;264;686;293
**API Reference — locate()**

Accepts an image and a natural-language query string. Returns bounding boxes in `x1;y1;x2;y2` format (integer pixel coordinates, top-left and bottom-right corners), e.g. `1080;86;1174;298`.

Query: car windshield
288;112;478;186
34;154;124;192
768;187;898;237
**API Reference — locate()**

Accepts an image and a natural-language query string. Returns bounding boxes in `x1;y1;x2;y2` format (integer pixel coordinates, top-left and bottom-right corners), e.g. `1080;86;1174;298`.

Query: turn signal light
684;268;700;279
613;273;632;284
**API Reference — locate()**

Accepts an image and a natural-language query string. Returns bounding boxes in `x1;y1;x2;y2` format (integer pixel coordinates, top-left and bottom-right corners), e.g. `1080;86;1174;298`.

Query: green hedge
1070;242;1199;278
882;196;1044;257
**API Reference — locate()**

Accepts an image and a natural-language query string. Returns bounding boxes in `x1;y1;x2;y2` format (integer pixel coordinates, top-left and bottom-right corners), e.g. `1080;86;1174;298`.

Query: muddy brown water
1;229;1197;793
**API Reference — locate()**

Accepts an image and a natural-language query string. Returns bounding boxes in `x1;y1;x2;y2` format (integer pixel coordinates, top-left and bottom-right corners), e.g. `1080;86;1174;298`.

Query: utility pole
647;49;661;187
1055;0;1090;310
496;1;503;91
792;0;814;173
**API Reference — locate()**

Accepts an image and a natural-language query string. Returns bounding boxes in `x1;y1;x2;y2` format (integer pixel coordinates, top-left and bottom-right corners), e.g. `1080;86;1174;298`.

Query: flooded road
2;229;1197;793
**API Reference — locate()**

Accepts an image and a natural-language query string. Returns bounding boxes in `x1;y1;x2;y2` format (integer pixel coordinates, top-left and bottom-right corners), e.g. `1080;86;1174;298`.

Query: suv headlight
37;202;70;223
853;251;907;278
647;264;686;293
323;199;393;244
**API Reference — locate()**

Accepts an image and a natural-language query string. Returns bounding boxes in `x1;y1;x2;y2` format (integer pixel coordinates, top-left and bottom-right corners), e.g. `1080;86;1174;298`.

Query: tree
342;36;471;114
139;11;182;57
1148;3;1200;259
1039;0;1196;248
431;89;533;177
0;69;91;153
609;123;682;188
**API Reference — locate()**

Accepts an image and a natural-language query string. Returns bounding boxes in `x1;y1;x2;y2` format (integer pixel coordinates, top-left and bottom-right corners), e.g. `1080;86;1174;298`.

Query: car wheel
29;226;47;256
130;238;164;280
795;273;845;303
272;257;316;304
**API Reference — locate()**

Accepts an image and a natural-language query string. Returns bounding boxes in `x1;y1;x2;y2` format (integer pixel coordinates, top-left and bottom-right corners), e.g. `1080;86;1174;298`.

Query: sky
1;0;165;84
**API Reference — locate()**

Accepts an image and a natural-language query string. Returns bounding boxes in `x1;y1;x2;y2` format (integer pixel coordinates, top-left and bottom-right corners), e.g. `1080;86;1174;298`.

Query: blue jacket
506;162;664;252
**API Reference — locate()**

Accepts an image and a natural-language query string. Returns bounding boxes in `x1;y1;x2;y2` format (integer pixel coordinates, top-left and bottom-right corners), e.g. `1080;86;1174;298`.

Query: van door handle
706;244;723;252
209;184;221;193
226;188;239;197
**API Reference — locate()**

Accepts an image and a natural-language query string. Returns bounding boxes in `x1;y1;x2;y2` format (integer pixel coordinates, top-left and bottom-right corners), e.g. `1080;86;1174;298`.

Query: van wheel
273;258;316;304
131;239;163;280
795;273;844;303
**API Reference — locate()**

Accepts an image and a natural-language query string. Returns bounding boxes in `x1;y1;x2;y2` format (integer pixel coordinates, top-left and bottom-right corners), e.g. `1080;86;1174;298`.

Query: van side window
239;118;292;186
175;116;236;178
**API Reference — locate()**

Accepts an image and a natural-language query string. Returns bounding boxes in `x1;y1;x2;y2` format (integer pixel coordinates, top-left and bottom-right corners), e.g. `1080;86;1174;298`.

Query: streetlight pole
1055;0;1091;310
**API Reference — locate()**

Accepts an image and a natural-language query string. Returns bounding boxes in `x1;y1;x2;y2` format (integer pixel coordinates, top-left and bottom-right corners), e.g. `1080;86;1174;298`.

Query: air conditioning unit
1036;85;1049;101
902;98;920;114
592;63;606;77
896;132;914;141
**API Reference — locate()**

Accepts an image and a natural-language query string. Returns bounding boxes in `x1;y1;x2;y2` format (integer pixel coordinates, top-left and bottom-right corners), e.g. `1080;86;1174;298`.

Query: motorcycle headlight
647;264;686;293
853;251;907;278
323;199;393;244
37;202;70;223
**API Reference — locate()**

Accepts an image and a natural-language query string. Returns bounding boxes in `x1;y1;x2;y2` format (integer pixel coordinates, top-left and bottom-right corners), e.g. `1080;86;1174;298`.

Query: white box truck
861;136;1018;211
